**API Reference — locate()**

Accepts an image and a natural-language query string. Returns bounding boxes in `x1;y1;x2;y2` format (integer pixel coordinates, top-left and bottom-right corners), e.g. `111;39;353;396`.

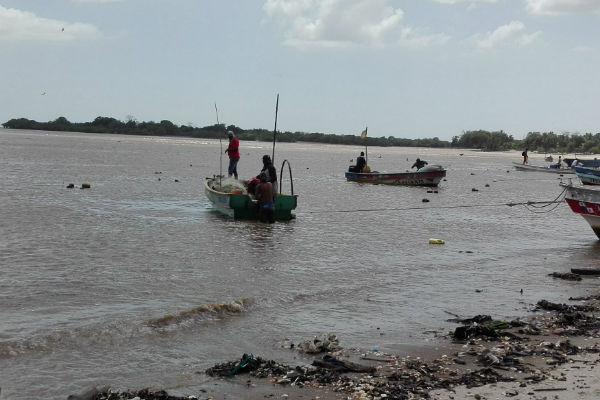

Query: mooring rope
298;188;568;215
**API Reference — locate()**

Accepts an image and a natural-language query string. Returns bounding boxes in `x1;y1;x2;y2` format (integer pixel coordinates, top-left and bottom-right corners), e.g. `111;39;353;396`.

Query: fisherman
522;148;528;164
257;155;277;196
411;158;428;170
224;131;240;179
255;172;275;223
348;151;366;173
555;155;562;169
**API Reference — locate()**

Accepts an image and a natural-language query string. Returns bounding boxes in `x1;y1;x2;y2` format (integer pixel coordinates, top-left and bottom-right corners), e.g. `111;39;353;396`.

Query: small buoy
429;238;445;244
174;179;179;182
81;183;90;189
66;183;75;189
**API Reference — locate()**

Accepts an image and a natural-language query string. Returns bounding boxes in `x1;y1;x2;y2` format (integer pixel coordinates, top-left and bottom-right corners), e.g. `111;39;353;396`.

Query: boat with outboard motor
345;164;446;187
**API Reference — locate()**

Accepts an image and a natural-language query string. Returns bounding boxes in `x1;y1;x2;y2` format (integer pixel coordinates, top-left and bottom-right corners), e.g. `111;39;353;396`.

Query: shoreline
70;278;600;400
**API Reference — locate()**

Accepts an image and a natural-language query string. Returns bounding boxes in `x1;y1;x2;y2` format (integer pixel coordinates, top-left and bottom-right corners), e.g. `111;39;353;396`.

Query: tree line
2;116;599;153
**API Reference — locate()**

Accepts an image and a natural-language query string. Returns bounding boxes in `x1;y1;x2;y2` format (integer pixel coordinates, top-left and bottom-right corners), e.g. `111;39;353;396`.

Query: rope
298;191;568;216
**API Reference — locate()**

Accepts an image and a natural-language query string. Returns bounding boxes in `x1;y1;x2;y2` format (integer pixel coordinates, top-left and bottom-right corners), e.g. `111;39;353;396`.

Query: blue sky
1;0;599;140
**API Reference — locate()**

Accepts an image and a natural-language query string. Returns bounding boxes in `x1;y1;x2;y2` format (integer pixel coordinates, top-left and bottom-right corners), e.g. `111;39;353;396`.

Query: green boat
204;160;298;221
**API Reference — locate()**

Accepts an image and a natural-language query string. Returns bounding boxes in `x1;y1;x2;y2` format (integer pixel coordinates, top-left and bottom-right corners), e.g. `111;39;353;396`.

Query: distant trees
1;116;452;148
2;116;598;152
451;130;513;151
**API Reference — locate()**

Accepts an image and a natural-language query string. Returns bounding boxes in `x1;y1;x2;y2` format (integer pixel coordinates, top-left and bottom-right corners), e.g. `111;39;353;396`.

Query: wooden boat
574;166;600;185
561;182;600;239
512;162;574;174
204;175;297;220
345;164;446;187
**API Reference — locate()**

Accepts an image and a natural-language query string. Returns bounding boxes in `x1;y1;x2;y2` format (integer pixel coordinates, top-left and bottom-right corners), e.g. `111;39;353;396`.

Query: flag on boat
361;129;367;139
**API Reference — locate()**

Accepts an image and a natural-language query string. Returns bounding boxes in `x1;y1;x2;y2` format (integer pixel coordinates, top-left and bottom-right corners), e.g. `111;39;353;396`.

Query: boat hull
562;183;600;239
513;162;574;174
345;168;446;187
204;178;297;220
574;166;600;185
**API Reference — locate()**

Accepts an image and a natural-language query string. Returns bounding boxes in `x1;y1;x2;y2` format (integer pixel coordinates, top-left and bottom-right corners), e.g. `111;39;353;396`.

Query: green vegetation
3;116;599;153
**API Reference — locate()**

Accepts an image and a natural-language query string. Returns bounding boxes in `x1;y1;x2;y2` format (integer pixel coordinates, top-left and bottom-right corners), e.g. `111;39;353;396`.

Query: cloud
518;31;541;46
434;0;498;4
0;5;101;42
72;0;122;3
263;0;449;49
525;0;600;16
475;20;525;48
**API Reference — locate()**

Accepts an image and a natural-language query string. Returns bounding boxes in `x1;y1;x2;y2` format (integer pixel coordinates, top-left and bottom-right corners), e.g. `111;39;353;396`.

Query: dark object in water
549;272;582;281
66;183;75;188
571;268;600;276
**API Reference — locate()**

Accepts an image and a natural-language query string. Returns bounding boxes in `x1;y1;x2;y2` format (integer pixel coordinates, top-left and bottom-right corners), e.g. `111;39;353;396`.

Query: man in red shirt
225;131;240;179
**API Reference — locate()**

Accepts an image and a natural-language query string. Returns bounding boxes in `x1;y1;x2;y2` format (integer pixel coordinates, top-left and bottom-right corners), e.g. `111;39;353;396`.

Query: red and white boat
562;182;600;239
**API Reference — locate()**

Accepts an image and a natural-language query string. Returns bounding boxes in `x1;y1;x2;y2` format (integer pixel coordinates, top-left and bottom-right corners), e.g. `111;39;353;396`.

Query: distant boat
574;166;600;185
345;164;446;187
204;176;297;220
562;182;600;239
512;162;574;174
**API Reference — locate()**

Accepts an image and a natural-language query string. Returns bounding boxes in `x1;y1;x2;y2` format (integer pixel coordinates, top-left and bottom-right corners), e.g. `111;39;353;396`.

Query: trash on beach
297;333;340;353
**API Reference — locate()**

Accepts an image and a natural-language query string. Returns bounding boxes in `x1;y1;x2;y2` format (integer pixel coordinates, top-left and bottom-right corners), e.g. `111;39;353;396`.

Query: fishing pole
214;102;222;188
272;94;279;164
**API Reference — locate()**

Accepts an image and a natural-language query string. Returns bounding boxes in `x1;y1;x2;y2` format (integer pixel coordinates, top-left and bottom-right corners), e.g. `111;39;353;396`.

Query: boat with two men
345;164;447;187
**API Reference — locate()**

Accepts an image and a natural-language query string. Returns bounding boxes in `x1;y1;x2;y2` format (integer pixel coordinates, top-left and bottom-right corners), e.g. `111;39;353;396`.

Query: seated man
255;172;275;223
348;151;366;172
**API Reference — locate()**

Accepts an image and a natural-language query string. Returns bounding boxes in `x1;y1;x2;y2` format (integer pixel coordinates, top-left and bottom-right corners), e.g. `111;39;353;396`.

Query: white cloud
0;5;101;42
518;30;542;46
475;20;525;48
263;0;449;49
525;0;600;16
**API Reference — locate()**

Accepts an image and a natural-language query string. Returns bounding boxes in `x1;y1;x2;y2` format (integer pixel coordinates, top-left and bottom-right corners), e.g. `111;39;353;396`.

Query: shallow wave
144;298;253;327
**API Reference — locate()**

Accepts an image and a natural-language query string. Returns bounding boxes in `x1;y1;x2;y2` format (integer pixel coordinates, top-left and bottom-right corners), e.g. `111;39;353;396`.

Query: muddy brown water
1;128;598;399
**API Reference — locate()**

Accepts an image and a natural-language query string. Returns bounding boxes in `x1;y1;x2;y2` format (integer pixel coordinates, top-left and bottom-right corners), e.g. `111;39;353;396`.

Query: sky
0;0;599;140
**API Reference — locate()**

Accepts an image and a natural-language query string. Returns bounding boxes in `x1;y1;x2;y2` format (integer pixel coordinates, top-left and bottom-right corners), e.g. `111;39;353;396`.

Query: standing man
522;148;528;164
225;131;240;179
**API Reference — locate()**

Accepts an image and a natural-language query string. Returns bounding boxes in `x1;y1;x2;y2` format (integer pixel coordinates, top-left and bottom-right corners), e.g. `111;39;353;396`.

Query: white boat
561;182;600;239
512;162;574;174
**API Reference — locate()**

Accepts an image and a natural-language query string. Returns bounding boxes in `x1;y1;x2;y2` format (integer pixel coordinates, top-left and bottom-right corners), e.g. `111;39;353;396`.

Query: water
1;128;599;399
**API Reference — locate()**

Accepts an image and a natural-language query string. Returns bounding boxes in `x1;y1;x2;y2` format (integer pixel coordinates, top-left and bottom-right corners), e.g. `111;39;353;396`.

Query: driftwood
312;355;376;373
